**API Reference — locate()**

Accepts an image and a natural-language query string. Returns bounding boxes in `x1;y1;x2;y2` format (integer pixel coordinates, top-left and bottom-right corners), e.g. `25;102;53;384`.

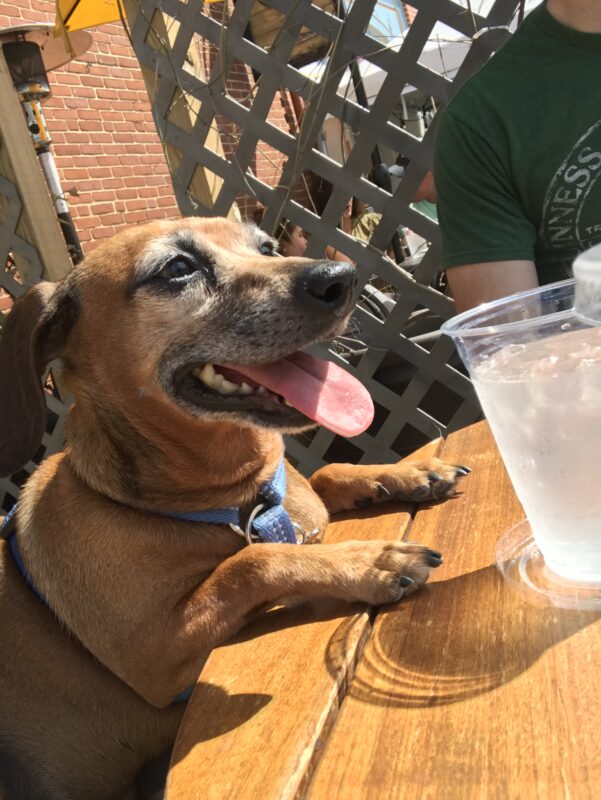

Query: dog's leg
137;539;440;706
309;458;471;513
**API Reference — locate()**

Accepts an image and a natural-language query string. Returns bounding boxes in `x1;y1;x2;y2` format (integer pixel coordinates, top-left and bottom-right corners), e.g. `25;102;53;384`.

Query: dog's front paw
310;458;470;513
379;458;470;505
330;540;442;605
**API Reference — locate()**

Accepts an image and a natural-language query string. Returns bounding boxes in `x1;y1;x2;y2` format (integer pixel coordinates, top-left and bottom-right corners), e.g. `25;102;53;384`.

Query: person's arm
324;244;355;265
414;170;436;203
446;259;539;313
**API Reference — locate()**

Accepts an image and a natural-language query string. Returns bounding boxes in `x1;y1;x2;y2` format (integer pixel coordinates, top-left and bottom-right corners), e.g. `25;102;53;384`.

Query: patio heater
0;25;92;265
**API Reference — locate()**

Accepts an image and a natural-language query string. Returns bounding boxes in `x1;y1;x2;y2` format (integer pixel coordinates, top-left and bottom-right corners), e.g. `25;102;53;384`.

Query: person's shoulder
444;5;543;121
352;211;382;229
359;211;381;224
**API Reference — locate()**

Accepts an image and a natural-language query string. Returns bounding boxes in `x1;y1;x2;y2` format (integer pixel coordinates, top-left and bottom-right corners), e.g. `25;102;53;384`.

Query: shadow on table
326;564;601;708
171;598;366;753
138;682;273;800
224;597;364;645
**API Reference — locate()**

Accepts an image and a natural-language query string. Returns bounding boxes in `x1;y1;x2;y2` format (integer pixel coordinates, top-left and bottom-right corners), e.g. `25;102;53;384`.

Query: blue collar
1;504;48;609
0;455;311;601
0;456;314;604
1;506;192;704
160;456;314;545
0;457;316;705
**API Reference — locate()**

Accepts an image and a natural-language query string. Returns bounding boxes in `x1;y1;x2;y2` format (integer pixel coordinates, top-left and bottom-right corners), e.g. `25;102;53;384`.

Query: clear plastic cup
442;278;601;590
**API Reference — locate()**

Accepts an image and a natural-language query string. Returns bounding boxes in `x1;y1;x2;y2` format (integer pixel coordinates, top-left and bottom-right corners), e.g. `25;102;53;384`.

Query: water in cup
442;258;601;585
472;326;601;581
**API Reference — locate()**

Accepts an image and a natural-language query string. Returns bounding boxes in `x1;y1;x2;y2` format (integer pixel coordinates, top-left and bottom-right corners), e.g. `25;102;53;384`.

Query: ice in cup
442;249;601;583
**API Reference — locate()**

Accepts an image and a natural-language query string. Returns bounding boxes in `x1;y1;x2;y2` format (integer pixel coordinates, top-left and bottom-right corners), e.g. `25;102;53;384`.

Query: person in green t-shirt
434;0;601;311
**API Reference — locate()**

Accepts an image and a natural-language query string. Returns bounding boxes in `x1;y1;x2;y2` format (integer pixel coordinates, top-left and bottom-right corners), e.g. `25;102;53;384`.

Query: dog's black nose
295;262;357;313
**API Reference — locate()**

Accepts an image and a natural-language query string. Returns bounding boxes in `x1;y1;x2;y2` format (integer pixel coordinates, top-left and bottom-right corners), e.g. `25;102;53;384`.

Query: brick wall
0;0;180;254
1;0;315;256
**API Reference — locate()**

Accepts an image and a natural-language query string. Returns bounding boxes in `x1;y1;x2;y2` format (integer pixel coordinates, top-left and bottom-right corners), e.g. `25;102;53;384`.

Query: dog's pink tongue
224;352;374;437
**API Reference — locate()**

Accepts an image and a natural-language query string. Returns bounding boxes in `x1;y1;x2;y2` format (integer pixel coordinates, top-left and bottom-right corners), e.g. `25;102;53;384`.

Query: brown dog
0;217;467;799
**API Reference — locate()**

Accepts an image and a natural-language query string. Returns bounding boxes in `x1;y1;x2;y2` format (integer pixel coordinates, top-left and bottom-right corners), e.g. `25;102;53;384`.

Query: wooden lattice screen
0;1;521;512
124;0;518;474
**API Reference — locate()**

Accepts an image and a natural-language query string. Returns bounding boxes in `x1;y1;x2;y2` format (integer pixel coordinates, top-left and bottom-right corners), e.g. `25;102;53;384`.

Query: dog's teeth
218;378;239;394
283;399;293;407
257;386;267;395
199;364;216;384
194;363;258;397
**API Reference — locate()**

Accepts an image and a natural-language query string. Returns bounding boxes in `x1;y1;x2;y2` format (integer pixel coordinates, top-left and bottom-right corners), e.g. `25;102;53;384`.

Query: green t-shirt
435;2;601;284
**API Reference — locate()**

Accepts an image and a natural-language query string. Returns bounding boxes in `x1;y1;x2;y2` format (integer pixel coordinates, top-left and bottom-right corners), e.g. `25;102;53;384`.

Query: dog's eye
259;241;277;257
159;258;196;281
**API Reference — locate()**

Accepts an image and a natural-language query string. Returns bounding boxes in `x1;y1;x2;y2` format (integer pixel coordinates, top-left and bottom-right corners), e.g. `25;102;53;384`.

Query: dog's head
0;217;374;476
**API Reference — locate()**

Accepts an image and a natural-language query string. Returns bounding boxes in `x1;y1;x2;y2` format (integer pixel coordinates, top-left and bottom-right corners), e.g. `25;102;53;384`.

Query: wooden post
0;47;72;284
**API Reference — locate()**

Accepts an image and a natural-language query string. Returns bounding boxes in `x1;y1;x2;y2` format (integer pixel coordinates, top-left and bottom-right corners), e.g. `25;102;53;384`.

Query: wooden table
166;421;601;799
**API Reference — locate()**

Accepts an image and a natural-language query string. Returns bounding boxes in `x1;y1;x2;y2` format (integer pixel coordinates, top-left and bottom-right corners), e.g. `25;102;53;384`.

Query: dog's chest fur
0;540;183;800
0;451;329;799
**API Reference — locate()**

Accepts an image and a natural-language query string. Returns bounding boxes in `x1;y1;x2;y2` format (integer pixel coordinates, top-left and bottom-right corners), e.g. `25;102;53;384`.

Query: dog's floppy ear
0;281;77;477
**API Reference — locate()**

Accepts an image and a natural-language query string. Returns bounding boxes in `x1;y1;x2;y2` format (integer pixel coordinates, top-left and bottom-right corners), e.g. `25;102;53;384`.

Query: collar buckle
244;502;267;544
228;504;320;545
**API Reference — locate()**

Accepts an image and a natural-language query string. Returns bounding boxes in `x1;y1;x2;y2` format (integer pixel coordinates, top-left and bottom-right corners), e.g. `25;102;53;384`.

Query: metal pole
21;97;84;264
38;148;84;264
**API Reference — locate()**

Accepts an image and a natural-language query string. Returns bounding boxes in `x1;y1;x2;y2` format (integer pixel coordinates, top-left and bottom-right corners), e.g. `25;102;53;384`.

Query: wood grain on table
306;421;601;799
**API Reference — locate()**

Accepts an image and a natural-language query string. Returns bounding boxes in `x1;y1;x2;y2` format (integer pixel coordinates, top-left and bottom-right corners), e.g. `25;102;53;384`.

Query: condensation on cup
442;243;601;583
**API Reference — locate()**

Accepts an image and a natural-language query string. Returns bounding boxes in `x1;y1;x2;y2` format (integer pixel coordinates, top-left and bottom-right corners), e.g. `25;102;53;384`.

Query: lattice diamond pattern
125;0;518;473
1;1;522;510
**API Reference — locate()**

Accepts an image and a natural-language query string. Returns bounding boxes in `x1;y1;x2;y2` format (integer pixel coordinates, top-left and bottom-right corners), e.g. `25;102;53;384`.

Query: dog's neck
64;397;284;512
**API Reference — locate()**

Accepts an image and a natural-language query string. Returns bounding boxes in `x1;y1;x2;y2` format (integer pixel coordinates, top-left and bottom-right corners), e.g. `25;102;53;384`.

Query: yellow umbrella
55;0;222;33
55;0;123;32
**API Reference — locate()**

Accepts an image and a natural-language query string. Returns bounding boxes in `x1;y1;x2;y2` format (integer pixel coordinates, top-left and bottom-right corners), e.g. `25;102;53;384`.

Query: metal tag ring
244;503;267;545
291;523;321;545
291;522;306;545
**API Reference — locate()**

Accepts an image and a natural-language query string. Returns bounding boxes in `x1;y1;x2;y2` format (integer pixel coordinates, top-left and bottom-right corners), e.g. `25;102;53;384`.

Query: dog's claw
359;460;470;510
398;576;414;587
